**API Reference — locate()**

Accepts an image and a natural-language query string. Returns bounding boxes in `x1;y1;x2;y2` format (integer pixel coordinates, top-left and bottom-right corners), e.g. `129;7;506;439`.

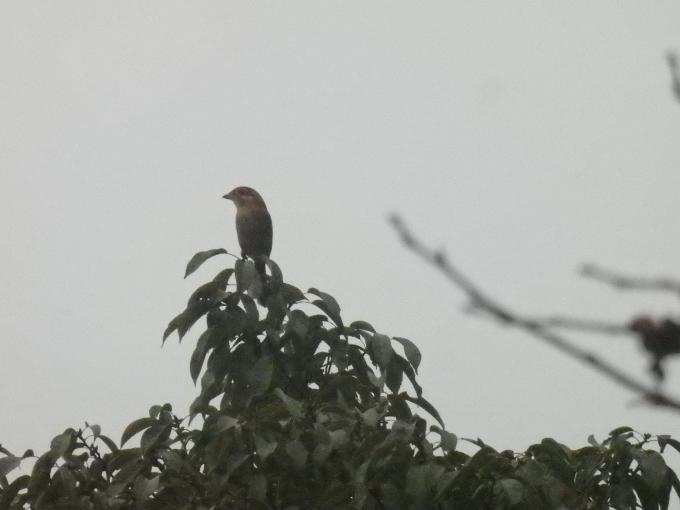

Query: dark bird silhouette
629;316;680;382
223;186;273;275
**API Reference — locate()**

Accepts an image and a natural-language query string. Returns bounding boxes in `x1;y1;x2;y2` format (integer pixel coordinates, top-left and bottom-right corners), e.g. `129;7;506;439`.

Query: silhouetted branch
581;263;680;297
390;214;680;413
534;316;629;335
668;51;680;104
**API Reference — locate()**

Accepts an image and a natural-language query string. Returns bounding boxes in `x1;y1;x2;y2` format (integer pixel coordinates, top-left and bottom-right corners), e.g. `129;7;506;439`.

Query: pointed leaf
247;356;274;398
50;430;74;457
385;359;403;393
265;257;283;289
431;426;458;453
162;308;203;344
190;327;221;384
308;288;343;326
121;418;156;446
393;336;422;371
286;440;308;469
274;388;303;419
350;320;375;332
254;434;277;461
133;475;160;501
185;249;228;278
212;268;235;287
405;395;445;428
281;283;306;304
97;434;119;453
248;473;268;502
370;334;394;368
0;457;20;478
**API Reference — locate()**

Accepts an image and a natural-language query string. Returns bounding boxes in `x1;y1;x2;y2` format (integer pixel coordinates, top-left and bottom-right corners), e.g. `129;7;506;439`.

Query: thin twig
581;263;680;296
389;214;680;413
533;316;629;335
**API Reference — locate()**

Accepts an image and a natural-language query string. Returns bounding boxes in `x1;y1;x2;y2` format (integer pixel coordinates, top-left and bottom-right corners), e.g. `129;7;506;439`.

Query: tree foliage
1;253;679;509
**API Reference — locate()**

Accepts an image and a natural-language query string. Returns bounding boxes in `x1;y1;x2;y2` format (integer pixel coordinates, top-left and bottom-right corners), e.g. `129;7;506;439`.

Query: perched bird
222;186;273;275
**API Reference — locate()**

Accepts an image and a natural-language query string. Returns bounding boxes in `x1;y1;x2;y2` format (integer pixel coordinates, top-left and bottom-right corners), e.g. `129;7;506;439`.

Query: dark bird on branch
629;316;680;382
223;186;273;275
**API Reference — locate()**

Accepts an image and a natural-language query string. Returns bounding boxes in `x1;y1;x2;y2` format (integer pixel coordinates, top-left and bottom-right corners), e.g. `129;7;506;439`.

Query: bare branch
581;263;680;296
389;214;680;413
534;316;629;335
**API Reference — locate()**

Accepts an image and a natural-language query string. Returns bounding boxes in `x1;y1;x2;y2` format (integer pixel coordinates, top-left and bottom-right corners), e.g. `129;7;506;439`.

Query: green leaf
254;434;277;461
247;356;274;398
393;336;421;371
312;442;333;465
431;426;458;453
406;464;438;503
281;283;306;304
405;395;445;429
235;259;258;293
214;415;238;433
287;310;309;338
97;434;119;453
240;294;259;322
108;448;142;472
0;475;29;508
393;353;422;396
370;334;394;367
140;423;171;452
212;268;235;287
350;320;375;332
0;456;20;478
286;440;308;469
308;288;343;326
587;434;600;447
121;417;156;446
635;450;668;492
495;478;524;506
28;451;56;496
163;308;204;344
248;473;268;502
185;249;228;278
361;408;382;428
658;435;680;455
89;424;101;438
385;359;403;393
226;453;250;477
274;388;303;419
133;475;160;501
49;430;74;457
609;426;634;437
190;326;221;384
265;257;284;289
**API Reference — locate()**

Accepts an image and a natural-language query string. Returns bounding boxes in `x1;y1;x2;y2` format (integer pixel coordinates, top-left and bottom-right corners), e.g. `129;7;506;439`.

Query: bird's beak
222;192;233;200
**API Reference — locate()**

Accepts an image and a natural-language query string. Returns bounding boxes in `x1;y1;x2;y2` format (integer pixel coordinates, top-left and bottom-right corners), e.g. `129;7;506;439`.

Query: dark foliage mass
1;252;679;509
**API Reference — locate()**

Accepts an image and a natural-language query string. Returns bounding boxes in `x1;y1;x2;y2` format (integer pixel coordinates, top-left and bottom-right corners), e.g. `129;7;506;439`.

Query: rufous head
222;186;267;209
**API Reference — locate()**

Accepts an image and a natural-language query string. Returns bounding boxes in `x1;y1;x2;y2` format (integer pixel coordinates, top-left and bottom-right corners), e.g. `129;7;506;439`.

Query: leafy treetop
1;251;678;509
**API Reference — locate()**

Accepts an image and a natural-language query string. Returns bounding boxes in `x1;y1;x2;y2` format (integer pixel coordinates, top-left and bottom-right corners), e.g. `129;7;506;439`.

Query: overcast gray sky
2;0;680;485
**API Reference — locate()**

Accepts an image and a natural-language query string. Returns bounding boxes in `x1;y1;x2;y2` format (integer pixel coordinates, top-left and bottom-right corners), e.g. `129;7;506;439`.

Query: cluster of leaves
1;251;679;509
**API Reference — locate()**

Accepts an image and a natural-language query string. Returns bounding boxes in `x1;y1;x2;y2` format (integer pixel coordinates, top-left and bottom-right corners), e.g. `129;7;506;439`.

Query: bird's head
222;186;267;210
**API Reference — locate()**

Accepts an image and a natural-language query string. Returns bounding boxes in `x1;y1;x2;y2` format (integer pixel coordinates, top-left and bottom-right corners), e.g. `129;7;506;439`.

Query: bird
222;186;273;276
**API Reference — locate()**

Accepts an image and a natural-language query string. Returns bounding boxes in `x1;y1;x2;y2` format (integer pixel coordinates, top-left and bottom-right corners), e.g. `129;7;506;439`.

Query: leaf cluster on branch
1;253;679;509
